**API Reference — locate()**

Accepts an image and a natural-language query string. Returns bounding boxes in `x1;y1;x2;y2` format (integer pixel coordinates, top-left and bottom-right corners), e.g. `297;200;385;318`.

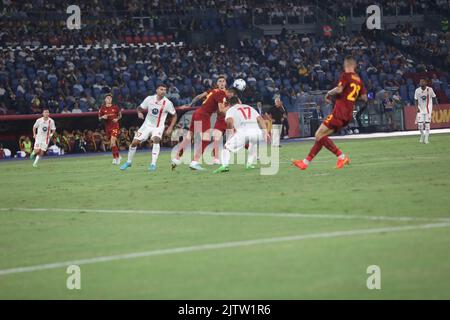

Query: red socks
306;140;323;162
111;145;119;159
319;136;342;157
305;136;342;162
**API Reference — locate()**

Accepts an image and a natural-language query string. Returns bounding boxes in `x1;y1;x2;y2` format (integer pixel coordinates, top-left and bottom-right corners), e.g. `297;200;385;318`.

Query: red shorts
106;126;120;138
189;110;211;133
323;114;349;131
214;118;227;133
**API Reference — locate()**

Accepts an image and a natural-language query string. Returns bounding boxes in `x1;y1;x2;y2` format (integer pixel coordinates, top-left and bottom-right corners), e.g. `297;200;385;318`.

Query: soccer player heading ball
98;93;122;164
292;56;368;170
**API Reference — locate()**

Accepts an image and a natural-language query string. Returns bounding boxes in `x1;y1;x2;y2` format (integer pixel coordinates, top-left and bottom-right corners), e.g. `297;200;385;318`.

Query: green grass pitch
0;133;450;299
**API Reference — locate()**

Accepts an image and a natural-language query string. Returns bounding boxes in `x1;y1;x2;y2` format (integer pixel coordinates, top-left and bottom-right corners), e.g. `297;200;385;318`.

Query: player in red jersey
292;56;368;170
98;93;122;164
172;76;231;171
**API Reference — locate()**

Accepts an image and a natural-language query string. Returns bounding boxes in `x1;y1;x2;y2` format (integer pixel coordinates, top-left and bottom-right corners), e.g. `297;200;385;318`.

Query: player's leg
190;114;211;170
417;113;425;143
316;123;349;169
148;130;163;171
120;126;149;170
32;148;41;167
110;130;120;164
424;113;431;144
214;132;245;173
292;122;334;170
246;132;260;169
212;128;224;165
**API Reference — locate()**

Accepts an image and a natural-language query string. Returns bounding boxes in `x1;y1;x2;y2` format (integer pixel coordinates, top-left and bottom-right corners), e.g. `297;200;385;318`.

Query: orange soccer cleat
292;159;308;170
336;155;350;169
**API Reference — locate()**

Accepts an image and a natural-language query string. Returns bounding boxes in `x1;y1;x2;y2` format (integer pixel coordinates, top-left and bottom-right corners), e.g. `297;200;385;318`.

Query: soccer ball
233;78;246;91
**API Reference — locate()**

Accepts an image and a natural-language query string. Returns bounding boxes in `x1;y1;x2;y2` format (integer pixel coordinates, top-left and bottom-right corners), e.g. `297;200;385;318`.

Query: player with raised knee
292;56;368;170
214;96;270;173
120;84;177;171
415;78;438;144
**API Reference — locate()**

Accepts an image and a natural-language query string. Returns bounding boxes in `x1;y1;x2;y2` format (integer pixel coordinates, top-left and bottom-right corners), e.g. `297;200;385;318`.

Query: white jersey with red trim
139;94;175;128
33;117;56;151
33;117;56;140
414;86;436;114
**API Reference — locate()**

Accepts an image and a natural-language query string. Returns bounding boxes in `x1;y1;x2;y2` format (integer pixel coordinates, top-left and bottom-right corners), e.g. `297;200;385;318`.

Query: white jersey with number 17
225;104;261;131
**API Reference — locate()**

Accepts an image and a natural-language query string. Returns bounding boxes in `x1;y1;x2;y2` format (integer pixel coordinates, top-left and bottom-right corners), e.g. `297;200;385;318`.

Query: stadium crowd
1;31;449;117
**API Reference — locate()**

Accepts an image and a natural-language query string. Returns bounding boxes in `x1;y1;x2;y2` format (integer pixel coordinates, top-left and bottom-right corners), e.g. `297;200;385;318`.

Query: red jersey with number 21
333;72;366;121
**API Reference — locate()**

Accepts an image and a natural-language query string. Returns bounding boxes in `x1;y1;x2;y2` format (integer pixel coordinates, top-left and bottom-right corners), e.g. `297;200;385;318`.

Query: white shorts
134;124;164;141
34;136;49;151
417;112;431;123
225;129;263;153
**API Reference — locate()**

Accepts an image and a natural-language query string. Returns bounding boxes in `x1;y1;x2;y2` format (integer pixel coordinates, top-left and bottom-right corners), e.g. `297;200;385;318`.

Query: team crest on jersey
152;108;159;115
43;127;48;132
421;96;427;101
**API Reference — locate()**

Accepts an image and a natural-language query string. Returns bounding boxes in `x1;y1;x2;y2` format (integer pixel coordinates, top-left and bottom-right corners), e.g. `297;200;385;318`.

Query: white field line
1;207;449;222
0;222;449;276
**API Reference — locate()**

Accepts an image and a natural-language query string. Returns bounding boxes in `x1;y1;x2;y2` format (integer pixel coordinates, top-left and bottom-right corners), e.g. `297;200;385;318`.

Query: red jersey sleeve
337;73;349;88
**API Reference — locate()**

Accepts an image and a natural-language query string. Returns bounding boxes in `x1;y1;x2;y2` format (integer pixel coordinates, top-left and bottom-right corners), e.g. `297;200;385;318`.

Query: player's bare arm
112;110;122;123
189;92;208;107
165;113;178;137
137;107;145;119
257;115;271;143
325;85;344;102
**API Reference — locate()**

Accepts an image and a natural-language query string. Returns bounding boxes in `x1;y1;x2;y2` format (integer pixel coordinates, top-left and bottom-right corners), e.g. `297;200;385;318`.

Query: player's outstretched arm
189;92;208;107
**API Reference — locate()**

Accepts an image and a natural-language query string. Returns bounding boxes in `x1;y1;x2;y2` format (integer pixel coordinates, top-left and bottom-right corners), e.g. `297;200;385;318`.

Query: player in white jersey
120;84;177;171
213;96;270;173
30;109;56;167
414;78;438;144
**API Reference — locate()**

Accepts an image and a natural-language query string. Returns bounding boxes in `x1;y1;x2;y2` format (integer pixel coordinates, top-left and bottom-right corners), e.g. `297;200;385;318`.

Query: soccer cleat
245;164;256;170
32;163;38;168
419;135;424;143
213;158;221;165
117;156;122;164
292;159;308;170
336;155;350;169
112;158;117;165
189;163;206;171
148;164;157;171
30;152;35;160
213;165;230;173
171;158;181;171
120;162;132;170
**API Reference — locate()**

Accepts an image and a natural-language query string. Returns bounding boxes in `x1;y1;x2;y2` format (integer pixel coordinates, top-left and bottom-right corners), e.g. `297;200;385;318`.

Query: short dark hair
42;108;50;111
227;96;240;106
228;87;239;96
344;56;356;64
217;75;227;81
157;83;167;89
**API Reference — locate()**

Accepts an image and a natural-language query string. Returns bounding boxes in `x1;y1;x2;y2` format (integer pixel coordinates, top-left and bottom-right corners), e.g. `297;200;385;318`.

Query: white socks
424;123;430;143
247;143;257;166
127;146;137;163
33;155;40;166
151;143;160;165
221;149;231;166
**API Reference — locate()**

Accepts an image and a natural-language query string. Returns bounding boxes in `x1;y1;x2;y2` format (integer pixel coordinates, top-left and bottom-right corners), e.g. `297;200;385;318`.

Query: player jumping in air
415;78;438;144
120;84;177;171
30;109;56;168
292;56;368;170
171;76;230;171
98;93;122;164
213;96;270;173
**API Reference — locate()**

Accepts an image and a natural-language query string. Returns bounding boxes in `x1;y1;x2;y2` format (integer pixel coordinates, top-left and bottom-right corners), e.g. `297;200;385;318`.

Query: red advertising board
403;104;450;130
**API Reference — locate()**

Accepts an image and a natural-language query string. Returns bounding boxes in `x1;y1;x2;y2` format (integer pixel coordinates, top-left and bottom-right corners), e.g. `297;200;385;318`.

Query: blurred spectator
19;136;32;157
382;92;396;131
